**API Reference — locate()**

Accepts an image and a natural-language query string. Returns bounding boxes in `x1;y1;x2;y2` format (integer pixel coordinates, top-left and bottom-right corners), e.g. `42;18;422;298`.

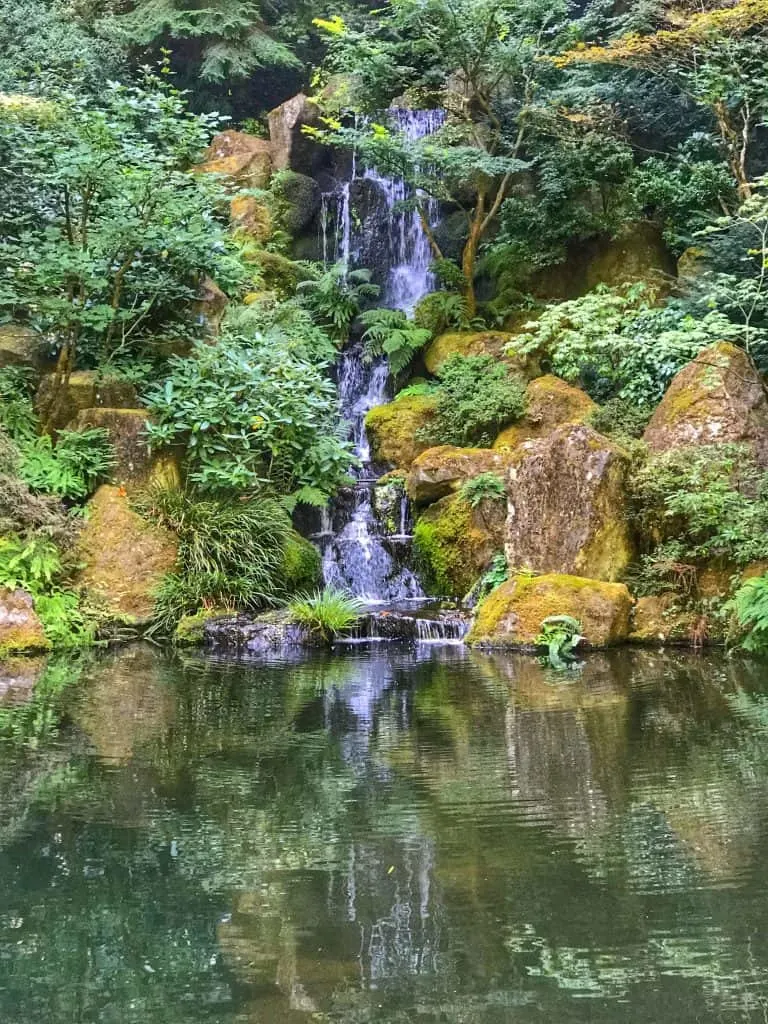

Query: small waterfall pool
313;109;446;610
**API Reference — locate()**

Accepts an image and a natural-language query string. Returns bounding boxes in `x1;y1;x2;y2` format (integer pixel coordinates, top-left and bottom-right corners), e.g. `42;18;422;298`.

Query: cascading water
314;109;445;604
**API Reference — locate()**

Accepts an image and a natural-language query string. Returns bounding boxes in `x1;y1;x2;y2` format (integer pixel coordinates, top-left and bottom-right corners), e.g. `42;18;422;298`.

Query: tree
316;0;574;314
554;0;768;199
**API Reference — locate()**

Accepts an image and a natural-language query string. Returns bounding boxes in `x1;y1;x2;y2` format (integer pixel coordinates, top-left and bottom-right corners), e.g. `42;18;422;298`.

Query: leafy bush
288;586;366;643
725;575;768;654
34;591;98;648
19;428;114;501
0;536;63;592
414;291;476;337
517;284;759;406
420;355;525;447
623;541;699;599
359;308;431;374
588;398;653;442
535;616;584;671
136;486;292;630
297;263;379;338
466;552;508;605
0;367;38;443
630;444;768;567
146;328;354;503
460;473;507;508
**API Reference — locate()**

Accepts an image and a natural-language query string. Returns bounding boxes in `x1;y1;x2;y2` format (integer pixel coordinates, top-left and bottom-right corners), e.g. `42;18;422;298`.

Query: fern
19;428;115;501
460;472;507;508
298;263;379;337
725;575;768;653
359;308;431;374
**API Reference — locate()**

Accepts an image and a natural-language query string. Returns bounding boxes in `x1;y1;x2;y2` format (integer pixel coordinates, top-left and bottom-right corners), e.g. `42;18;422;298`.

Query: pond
2;643;768;1022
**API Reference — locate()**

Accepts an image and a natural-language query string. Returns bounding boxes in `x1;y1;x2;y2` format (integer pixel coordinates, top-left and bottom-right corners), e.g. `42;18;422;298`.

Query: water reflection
1;644;768;1021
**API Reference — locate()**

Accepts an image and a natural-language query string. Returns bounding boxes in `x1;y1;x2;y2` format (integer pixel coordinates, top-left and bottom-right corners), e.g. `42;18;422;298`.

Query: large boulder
275;170;321;235
414;493;506;597
407;445;509;504
0;324;55;374
230;194;272;243
35;371;138;431
196;130;272;189
643;342;768;465
268;93;324;175
74;485;178;624
72;408;181;491
467;573;633;648
0;588;50;656
505;424;633;581
494;375;598;451
365;393;437;470
424;330;540;378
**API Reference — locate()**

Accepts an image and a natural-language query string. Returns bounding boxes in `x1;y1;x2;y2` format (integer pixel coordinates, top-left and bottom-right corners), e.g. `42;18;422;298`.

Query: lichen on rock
467;573;633;648
505;424;633;582
71;408;180;491
493;375;597;451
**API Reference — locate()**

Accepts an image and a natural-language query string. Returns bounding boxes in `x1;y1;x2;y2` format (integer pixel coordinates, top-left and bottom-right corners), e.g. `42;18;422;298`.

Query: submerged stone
505;424;633;582
407;445;510;504
493;375;597;451
643;342;768;464
74;485;178;625
365;393;437;470
414;493;506;597
467;573;633;648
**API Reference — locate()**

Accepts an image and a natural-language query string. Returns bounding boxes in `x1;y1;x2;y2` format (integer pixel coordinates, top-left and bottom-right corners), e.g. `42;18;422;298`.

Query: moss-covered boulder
282;531;322;592
0;324;55;374
494;375;598;451
424;330;540;378
35;371;138;431
585;221;675;291
643;342;768;465
230;194;272;243
407;445;510;504
0;588;50;656
74;485;178;625
629;594;701;645
365;393;437;470
414;493;506;597
196;129;272;188
467;573;633;648
505;424;633;581
275;170;321;234
72;409;181;491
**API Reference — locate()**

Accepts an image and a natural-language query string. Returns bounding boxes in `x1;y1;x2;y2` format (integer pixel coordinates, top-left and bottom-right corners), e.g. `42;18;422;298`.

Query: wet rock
424;330;540;378
71;408;181;491
276;170;321;234
629;594;720;645
643;342;768;465
505;424;633;582
74;485;178;624
35;371;138;431
268;93;324;175
196;129;272;188
349;178;394;290
0;324;55;375
414;493;506;597
205;610;315;652
0;589;50;655
468;573;633;648
230;194;272;243
365;393;437;470
407;445;510;504
494;375;597;451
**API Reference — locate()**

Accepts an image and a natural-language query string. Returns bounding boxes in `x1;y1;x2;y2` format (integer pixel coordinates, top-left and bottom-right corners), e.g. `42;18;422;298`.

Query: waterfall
315;110;445;603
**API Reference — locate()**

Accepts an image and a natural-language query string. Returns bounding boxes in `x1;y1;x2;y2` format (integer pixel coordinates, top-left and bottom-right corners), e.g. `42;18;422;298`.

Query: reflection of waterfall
314;110;445;603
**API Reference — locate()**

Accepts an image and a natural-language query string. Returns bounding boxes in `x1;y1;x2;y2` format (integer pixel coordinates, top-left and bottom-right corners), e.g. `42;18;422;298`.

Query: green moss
282;531;321;593
414;494;503;597
365;394;437;469
174;609;219;646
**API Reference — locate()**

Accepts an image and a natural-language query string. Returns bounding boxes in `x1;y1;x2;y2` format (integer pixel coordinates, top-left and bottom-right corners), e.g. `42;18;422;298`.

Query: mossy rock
407;445;510;505
72;408;181;491
274;170;321;234
494;375;597;451
230;194;272;243
629;594;703;645
0;324;55;375
584;221;675;291
365;393;438;470
424;330;540;378
467;573;633;649
174;609;223;646
196;130;273;188
74;485;178;625
506;424;633;582
254;250;314;296
643;342;768;465
282;531;322;592
0;588;50;657
35;371;138;431
414;493;506;597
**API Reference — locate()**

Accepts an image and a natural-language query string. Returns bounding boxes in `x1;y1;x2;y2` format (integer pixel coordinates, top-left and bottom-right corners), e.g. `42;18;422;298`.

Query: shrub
588;398;653;442
297;263;379;338
420;354;525;447
460;473;507;508
136;486;292;631
0;536;64;593
287;586;366;643
19;428;115;501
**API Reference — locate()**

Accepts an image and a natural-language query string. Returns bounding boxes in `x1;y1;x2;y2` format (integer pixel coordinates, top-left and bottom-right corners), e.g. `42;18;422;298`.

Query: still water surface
2;643;768;1022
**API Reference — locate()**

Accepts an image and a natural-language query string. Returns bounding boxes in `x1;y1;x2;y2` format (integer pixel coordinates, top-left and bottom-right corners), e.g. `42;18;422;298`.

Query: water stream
314;110;445;604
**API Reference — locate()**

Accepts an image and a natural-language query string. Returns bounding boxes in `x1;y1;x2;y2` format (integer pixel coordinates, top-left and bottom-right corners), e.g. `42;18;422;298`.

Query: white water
316;109;445;601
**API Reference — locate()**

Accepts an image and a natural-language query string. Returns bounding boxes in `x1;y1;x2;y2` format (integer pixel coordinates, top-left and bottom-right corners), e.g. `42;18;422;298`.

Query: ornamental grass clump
288;586;366;643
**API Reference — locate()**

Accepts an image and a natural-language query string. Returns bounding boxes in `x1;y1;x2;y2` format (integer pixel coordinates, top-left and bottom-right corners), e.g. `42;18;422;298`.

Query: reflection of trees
4;645;768;1021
